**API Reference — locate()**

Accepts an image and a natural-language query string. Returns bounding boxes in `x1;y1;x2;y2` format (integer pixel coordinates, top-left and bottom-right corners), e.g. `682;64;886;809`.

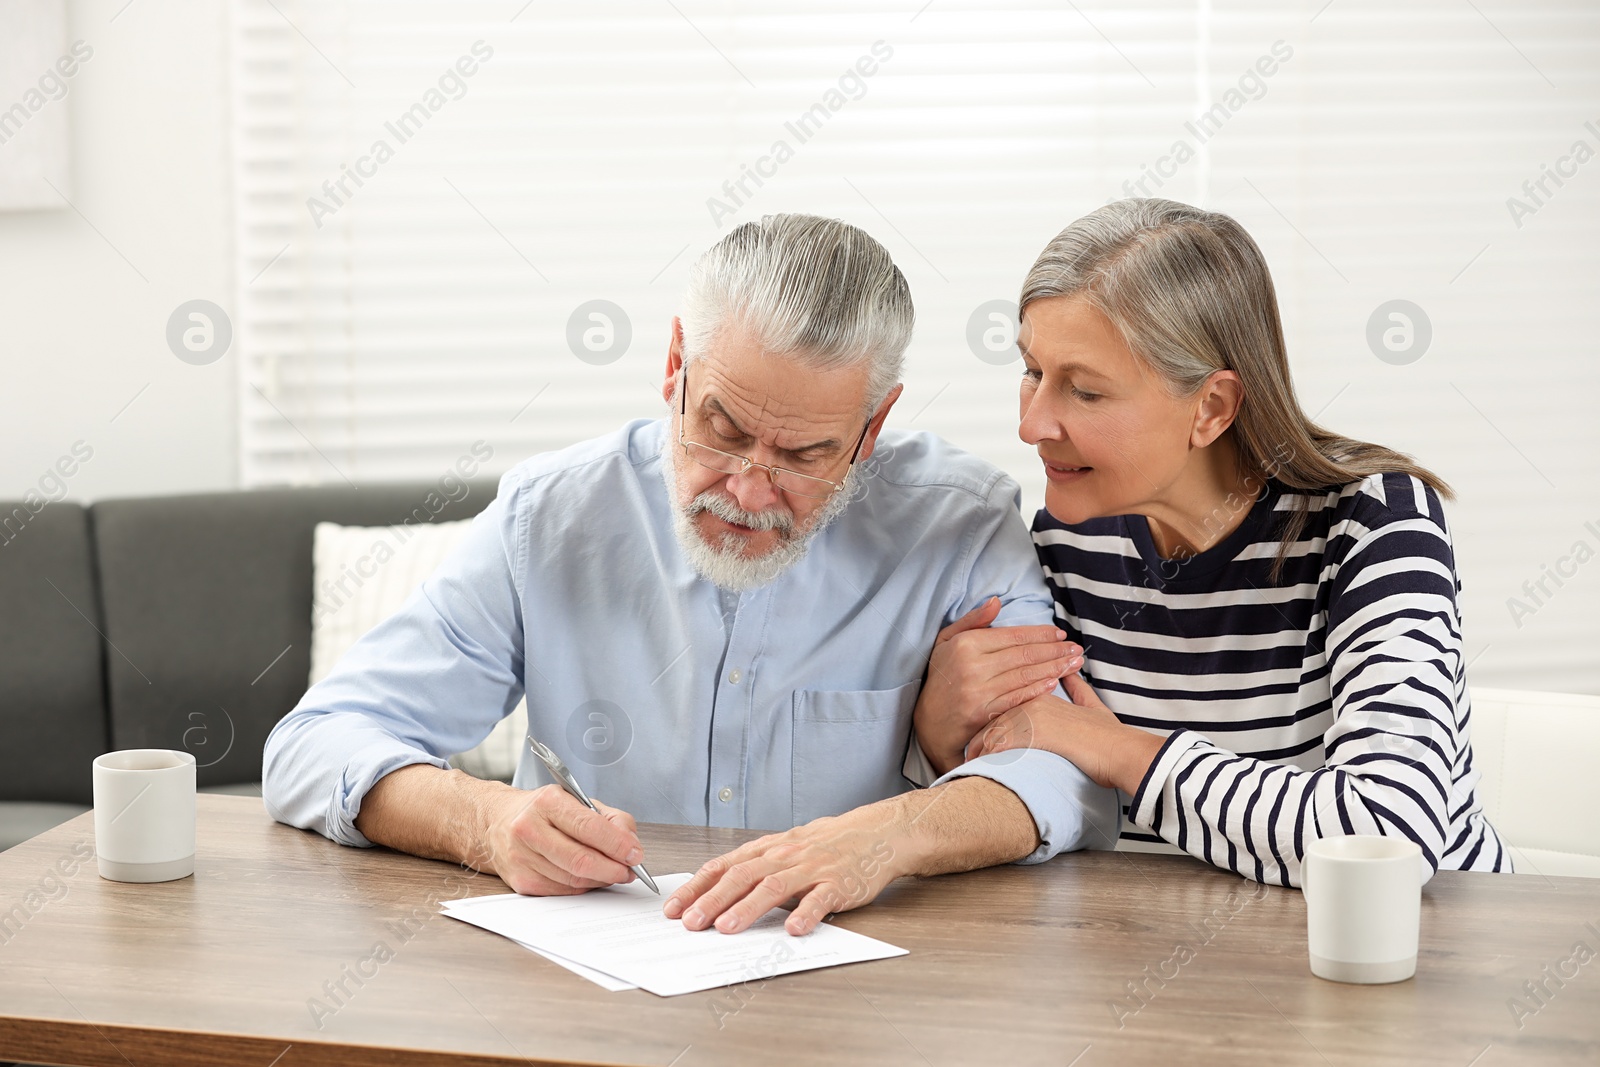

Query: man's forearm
884;775;1041;877
353;763;506;868
663;774;1044;935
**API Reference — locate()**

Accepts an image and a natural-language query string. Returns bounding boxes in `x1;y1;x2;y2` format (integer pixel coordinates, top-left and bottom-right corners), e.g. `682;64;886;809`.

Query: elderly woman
916;198;1508;887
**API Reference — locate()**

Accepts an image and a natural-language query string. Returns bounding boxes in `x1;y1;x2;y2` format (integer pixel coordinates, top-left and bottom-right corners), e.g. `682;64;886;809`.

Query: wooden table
0;796;1596;1066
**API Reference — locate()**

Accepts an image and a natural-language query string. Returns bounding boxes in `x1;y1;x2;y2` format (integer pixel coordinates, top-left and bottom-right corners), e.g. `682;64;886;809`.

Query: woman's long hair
1019;198;1451;579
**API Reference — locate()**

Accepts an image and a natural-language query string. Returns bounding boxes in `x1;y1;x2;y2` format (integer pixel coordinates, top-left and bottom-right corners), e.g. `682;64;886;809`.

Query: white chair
1470;687;1600;879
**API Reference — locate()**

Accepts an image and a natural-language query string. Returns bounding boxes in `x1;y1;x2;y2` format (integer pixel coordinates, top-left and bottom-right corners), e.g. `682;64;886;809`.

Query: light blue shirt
263;418;1119;860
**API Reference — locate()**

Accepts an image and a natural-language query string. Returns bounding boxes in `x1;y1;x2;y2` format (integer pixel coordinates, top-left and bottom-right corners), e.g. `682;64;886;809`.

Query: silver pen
526;736;659;895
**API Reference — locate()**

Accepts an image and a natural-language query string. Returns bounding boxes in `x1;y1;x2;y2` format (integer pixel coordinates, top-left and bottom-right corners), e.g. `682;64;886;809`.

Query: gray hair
1021;198;1257;400
1021;198;1451;579
681;213;913;412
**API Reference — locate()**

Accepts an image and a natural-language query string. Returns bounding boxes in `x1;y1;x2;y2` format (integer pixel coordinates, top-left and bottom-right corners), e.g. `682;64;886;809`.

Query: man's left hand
662;810;905;936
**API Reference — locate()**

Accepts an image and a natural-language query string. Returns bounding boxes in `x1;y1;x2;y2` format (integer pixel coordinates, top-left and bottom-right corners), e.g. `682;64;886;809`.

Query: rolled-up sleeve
934;750;1122;862
263;472;529;846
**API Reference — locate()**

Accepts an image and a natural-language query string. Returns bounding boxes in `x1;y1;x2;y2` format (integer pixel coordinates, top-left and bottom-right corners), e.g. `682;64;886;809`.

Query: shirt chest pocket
791;680;922;826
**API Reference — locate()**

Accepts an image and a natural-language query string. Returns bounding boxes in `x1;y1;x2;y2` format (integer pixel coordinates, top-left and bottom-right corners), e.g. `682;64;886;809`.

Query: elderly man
264;214;1116;936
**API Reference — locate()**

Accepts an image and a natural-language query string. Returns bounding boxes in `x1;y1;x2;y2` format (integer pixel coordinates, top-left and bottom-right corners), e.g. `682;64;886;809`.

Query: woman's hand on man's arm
967;674;1166;796
911;596;1084;775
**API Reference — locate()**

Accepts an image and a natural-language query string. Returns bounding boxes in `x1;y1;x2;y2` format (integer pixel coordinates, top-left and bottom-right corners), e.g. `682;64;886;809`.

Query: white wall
0;0;235;504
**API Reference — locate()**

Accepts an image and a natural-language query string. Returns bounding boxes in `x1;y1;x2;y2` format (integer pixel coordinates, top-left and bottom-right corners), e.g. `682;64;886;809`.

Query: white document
511;942;636;992
442;897;637;991
440;874;907;997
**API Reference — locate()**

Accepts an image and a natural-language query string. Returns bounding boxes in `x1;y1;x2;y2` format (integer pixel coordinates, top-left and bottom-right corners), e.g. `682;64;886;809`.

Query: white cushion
1471;686;1600;878
310;520;526;782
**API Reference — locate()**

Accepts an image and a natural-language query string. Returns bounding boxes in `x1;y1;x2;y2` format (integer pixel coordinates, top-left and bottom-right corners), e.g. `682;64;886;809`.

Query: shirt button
728;668;742;685
718;787;733;803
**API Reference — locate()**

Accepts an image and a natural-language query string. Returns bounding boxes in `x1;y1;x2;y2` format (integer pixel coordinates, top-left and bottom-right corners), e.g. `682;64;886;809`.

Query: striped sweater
1033;472;1509;887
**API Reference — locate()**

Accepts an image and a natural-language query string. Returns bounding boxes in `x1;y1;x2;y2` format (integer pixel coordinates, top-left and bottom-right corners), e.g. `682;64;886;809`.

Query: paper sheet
440;874;906;996
443;897;637;991
510;939;638;991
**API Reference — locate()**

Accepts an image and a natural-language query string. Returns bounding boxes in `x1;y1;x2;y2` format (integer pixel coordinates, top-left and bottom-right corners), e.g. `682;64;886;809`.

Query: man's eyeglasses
676;365;870;500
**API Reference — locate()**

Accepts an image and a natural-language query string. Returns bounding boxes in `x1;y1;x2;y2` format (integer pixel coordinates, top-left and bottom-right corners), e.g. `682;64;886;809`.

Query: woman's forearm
1127;731;1452;887
1105;725;1167;796
971;686;1165;794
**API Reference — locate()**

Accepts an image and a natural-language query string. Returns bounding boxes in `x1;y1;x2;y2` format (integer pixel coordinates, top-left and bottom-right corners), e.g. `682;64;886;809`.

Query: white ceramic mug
1303;835;1422;984
92;749;196;883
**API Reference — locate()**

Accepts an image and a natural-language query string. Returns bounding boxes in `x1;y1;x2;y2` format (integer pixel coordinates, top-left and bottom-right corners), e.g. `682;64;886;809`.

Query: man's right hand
912;597;1083;776
476;784;646;896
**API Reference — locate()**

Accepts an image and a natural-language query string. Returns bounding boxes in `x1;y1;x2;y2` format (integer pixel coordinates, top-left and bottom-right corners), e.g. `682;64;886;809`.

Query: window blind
232;0;1600;694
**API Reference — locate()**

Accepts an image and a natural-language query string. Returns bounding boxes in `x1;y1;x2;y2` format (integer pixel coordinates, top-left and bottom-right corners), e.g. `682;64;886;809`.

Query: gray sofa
0;482;494;851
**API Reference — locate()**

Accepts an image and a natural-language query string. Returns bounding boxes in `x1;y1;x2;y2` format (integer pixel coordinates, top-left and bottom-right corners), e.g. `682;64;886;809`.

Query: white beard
660;437;858;592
